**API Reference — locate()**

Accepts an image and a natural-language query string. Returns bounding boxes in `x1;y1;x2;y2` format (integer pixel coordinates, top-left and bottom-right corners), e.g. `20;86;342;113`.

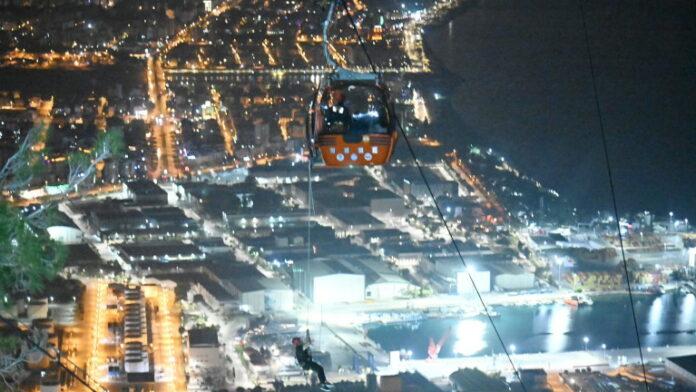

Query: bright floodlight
583;336;589;343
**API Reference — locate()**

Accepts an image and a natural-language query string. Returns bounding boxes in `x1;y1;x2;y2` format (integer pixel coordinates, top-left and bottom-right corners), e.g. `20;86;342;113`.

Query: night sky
425;0;696;219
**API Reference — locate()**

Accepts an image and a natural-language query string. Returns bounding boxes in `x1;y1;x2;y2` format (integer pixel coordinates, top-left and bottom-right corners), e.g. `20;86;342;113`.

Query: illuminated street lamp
509;344;516;354
669;211;674;230
583;336;590;351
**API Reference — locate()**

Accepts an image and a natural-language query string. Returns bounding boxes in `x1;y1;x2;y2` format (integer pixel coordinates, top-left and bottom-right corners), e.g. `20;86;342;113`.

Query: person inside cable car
321;88;351;133
318;84;390;136
344;84;388;135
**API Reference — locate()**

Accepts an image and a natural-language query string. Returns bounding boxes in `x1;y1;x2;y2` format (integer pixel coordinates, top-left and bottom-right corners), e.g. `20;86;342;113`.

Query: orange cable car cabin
308;80;397;167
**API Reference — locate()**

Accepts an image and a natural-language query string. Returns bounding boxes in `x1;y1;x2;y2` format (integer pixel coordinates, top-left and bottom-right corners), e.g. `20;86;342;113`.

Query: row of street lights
507;336;606;354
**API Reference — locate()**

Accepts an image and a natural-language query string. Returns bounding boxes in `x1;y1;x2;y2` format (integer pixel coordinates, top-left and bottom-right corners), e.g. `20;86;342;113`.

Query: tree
621;258;640;283
0;125;123;390
0;125;124;297
0;123;47;192
0;329;49;390
0;202;66;296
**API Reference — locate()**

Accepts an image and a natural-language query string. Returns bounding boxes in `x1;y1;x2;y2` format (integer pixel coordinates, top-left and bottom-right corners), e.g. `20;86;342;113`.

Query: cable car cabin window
318;84;390;136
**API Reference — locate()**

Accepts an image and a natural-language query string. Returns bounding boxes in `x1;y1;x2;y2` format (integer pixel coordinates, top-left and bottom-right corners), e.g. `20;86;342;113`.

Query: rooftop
148;271;234;301
449;368;510;391
188;327;220;347
117;242;204;260
206;262;263;280
126;180;166;197
331;209;384;227
65;244;100;264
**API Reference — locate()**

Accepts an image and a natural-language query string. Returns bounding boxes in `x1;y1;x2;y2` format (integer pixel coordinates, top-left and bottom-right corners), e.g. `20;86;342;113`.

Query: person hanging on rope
292;336;332;390
324;88;351;133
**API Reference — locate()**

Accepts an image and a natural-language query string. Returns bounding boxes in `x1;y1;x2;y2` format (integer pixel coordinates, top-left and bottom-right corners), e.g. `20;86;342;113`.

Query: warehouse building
296;257;415;304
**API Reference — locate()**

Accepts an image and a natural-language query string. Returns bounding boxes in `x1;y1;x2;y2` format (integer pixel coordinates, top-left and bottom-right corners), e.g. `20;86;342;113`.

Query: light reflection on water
453;319;487;356
679;294;695;330
546;304;572;353
367;294;696;360
645;296;664;347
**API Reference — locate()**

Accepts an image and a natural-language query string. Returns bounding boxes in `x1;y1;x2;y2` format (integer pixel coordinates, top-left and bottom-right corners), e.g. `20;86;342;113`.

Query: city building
457;269;492;294
75;199;199;243
186;326;224;371
519;368;548;390
493;264;536;291
46;211;83;244
384;166;459;200
358;228;410;247
248;163;306;185
449;368;510;392
329;209;386;237
296;256;415;304
120;286;154;383
309;262;366;304
381;240;425;269
369;189;408;217
227;277;293;314
126;180;168;205
63;243;121;276
115;242;206;263
380;371;441;392
189;273;236;311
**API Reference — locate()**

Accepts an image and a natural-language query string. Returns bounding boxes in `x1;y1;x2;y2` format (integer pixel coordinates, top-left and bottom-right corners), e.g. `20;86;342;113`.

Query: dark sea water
422;0;696;220
367;294;696;359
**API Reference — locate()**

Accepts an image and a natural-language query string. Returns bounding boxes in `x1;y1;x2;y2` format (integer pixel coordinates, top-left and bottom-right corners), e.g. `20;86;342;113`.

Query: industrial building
186;326;225;390
126;180;168;205
70;199;199;243
146;261;294;314
226;276;294;314
115;242;206;263
295;256;415;304
328;208;386;236
383;165;459;200
45;211;83;244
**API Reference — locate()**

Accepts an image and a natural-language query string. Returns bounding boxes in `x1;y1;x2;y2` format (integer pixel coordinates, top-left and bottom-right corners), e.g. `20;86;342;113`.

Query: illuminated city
0;0;695;391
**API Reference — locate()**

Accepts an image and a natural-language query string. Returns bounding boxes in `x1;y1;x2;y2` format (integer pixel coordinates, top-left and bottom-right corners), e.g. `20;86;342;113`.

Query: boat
646;285;666;295
678;284;695;296
564;294;593;307
481;308;501;319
